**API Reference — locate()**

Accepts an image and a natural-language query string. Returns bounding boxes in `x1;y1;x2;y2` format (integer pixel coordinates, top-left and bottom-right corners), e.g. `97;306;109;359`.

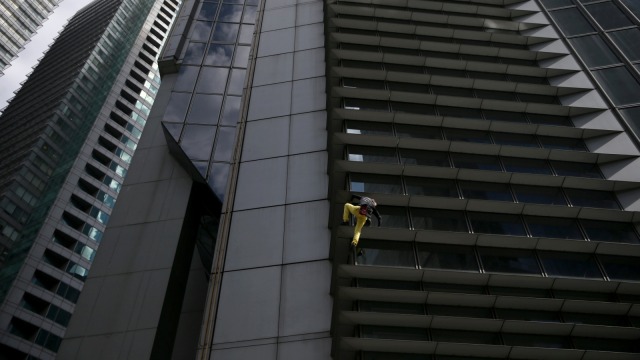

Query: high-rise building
0;0;180;358
60;0;640;359
0;0;62;75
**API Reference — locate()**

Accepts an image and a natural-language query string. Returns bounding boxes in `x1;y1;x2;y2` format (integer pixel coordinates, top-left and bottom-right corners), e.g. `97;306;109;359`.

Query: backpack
358;197;375;216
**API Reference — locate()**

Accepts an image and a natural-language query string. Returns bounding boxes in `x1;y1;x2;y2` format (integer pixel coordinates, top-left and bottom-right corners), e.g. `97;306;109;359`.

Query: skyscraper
61;0;640;359
0;0;180;358
0;0;62;75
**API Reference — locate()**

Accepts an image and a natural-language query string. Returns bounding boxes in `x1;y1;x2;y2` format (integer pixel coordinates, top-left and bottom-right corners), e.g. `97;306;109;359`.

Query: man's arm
350;194;362;202
372;208;382;226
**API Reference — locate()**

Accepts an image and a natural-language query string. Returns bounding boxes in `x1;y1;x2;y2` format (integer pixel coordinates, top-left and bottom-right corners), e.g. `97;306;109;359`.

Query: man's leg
343;203;359;223
351;214;367;247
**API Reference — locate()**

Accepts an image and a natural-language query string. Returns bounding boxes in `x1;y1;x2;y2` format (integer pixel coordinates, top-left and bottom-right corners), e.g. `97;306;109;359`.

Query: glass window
163;92;191;122
213;126;236;162
218;4;243;22
503;333;570;349
233;45;250;68
503;157;552;175
360;326;428;341
377;206;410;228
359;301;425;315
385;63;424;73
417;244;478;271
460;181;512;201
429;305;492;318
405;177;457;197
179;125;216;161
512;185;566;205
174;66;199;92
540;0;573;9
400;149;450;167
585;2;633;30
609;29;640;62
343;98;389;111
221;96;241;126
197;2;218;20
539;136;586;151
429;67;467;77
431;330;499;345
183;42;206;64
489;286;551;298
526;216;583;239
345;121;393;136
620;107;640;137
424;282;485;294
358;240;416;268
573;337;637;352
444;129;492;144
478;247;540;274
569;35;621;68
539;251;601;278
387;82;430;93
211;23;239;42
362;352;425;360
495;308;560;322
358;278;421;290
196;67;229;94
565;188;620;209
592;66;640;106
599;255;640;281
391;102;436;115
411;209;468;232
549;8;596;36
563;312;628;326
621;0;640;17
186;94;223;124
191;21;213;41
205;44;234;66
527;113;573;126
342;60;383;70
468;71;507;81
238;24;255;44
469;212;527;236
475;90;518;102
582;220;639;243
350;173;402;194
343;78;386;90
451;153;501;171
348;146;398;163
484;110;527;123
438;106;483;119
551;160;602;178
395;124;442;139
492;132;539;147
227;69;246;95
432;86;474;97
243;5;258;23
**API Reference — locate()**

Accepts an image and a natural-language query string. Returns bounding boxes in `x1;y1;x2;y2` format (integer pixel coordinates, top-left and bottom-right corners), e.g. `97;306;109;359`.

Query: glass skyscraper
60;0;640;359
0;0;180;358
0;0;62;75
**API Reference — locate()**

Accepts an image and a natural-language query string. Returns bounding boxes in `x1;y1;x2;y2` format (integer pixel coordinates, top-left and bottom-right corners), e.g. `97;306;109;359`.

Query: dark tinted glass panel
573;337;638;352
444;129;492;143
565;188;620;209
243;5;257;23
621;107;640;137
512;185;566;205
459;181;512;201
621;0;640;17
554;290;615;301
563;312;628;326
358;278;421;290
431;330;499;345
528;113;573;126
503;157;552;175
344;98;389;111
342;60;382;70
551;160;602;178
395;124;442;139
424;282;485;294
388;82;430;93
478;247;540;274
205;44;234;66
451;153;501;171
383;47;420;56
429;305;492;318
469;212;526;236
518;93;557;104
218;4;243;22
186;94;223;124
361;326;428;341
489;286;551;298
509;74;548;84
592;66;640;106
540;0;573;8
411;209;468;232
345;121;393;136
438;106;483;119
179;125;216;161
539;136;586;151
163;92;191;122
492;132;538;147
405;177;457;197
227;69;246;95
221;96;241;125
526;216;583;239
358;240;416;267
385;63;424;73
348;146;398;163
432;86;474;97
582;220;639;243
343;78;386;89
600;255;640;281
585;2;633;30
360;301;425;315
377;206;409;228
392;102;436;115
550;8;596;36
196;67;229;94
174;66;199;92
610;29;640;62
428;67;467;77
484;110;527;123
539;251;601;278
400;149;449;167
211;23;239;42
198;2;218;20
495;308;560;322
350;173;402;194
503;333;570;348
467;71;507;81
183;43;206;64
569;35;621;68
417;244;478;271
475;90;517;101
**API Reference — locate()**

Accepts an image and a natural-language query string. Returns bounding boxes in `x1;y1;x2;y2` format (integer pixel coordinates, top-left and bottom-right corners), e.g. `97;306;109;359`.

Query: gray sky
0;0;94;114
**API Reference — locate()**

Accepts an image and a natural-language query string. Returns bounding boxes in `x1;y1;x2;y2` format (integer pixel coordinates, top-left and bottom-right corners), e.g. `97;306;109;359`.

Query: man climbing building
342;194;382;257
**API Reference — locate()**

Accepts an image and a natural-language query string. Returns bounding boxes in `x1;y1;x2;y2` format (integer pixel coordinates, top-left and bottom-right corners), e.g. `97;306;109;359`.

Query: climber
342;194;381;257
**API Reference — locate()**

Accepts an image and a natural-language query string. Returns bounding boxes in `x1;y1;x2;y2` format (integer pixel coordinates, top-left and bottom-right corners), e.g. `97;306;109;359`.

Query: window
495;308;560;322
444;129;492;144
431;330;499;345
582;219;639;243
348;146;398;163
539;136;586;151
512;185;566;205
527;113;573;126
377;206;410;228
569;35;621;68
600;255;640;281
541;0;574;9
492;132;538;147
358;278;421;290
359;301;425;315
592;67;640;106
563;312;628;326
438;106;483;119
585;2;633;30
609;29;640;62
484;110;527;123
503;157;552;175
391;102;436;115
350;173;402;194
417;244;478;271
503;333;570;349
429;305;492;318
395;124;442;139
539;251;601;278
478;247;540;274
460;181;512;201
451;153;501;171
387;82;430;93
343;98;389;111
411;209;468;232
360;326;428;341
358;240;416;267
401;149;450;167
565;188;620;209
551;160;602;178
468;212;527;236
525;216;584;239
343;78;386;89
405;177;457;197
345;121;393;136
549;8;596;36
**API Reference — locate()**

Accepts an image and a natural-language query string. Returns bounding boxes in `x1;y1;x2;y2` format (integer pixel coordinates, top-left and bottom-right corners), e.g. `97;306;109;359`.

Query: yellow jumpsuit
343;203;368;247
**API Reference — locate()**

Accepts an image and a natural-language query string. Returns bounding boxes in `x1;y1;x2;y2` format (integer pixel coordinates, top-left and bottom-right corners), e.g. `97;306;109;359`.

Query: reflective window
563;312;628;326
358;278;421;290
243;6;258;23
205;44;234;66
621;0;640;17
429;305;492;318
432;86;474;97
358;240;416;267
565;188;620;209
592;66;640;106
343;98;389;111
391;102;436;115
212;23;239;42
503;157;552;175
431;330;499;345
387;82;430;93
186;94;223;124
360;326;428;341
573;337;638;352
401;149;450;167
221;96;241;125
539;136;586;151
191;21;213;41
342;60;383;70
438;106;483;119
444;129;492;144
348;146;398;163
489;286;550;298
549;8;596;36
495;308;560;322
460;181;512;202
163;92;191;122
620;107;640;138
570;34;621;68
484;110;527;123
238;24;254;44
343;78;386;90
417;244;478;271
233;45;250;68
539;251;601;278
451;153;501;171
350;173;402;194
479;247;540;274
345;121;393;136
197;2;219;20
527;113;573;126
174;66;199;92
213;126;235;162
196;67;229;94
541;0;574;9
179;125;216;161
411;209;468;232
585;2;633;30
469;212;527;236
582;220;639;243
227;69;246;95
208;162;230;201
512;185;566;205
218;4;243;22
492;132;538;147
183;42;206;64
475;89;518;102
405;177;457;197
551;160;602;178
503;333;570;349
395;124;442;139
359;301;425;315
599;255;640;281
526;216;583;239
609;29;640;62
377;206;410;228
